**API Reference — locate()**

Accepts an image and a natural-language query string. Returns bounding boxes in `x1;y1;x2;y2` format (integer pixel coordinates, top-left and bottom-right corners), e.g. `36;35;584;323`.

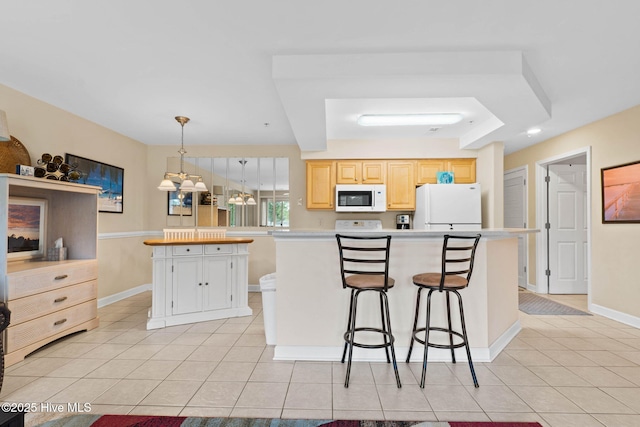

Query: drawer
6;299;97;353
204;245;233;255
7;260;98;300
8;280;97;325
172;245;203;256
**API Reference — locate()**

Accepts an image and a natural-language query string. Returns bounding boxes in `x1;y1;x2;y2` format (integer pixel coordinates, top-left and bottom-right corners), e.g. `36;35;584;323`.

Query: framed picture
65;154;124;213
601;160;640;223
7;197;47;260
168;190;193;216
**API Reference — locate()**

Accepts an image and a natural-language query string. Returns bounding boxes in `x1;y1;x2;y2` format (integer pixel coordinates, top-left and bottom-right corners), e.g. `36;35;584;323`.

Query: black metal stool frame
406;234;481;388
336;234;401;388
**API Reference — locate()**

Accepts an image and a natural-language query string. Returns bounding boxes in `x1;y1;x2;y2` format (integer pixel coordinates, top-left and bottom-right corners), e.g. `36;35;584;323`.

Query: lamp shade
228;196;236;205
0;110;9;142
246;197;256;205
235;196;244;204
180;179;195;192
194;181;208;192
158;179;177;191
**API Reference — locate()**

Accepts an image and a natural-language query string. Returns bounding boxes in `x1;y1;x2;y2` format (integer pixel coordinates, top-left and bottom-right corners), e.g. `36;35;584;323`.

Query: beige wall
1;84;151;299
505;105;640;318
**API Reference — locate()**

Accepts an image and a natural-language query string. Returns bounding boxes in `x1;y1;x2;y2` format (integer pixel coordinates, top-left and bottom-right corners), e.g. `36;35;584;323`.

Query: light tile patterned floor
2;291;640;427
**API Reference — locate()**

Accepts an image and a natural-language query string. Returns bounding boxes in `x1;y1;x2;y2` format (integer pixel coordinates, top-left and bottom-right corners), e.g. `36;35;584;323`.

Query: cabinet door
336;161;361;184
417;159;447;185
306;161;336;209
361;160;385;184
448;158;476;183
386;161;416;210
172;257;203;315
202;256;232;311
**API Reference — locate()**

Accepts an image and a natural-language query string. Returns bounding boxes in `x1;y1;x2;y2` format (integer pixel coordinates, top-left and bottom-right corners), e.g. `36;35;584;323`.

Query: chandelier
157;116;208;192
228;193;256;205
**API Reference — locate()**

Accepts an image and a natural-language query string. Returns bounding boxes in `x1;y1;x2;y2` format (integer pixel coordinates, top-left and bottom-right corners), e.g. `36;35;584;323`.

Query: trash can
259;273;277;345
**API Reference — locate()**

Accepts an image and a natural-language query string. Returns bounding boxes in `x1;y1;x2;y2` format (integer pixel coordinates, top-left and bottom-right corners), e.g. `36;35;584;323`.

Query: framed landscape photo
7;197;47;260
168;190;193;216
601;160;640;223
65;154;124;213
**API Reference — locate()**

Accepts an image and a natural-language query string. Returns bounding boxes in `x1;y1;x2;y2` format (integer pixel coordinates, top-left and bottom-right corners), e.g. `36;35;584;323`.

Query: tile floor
2;291;640;427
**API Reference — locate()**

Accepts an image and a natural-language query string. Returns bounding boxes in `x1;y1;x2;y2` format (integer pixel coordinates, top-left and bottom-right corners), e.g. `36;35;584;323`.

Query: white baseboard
273;320;521;363
590;303;640;328
98;283;152;308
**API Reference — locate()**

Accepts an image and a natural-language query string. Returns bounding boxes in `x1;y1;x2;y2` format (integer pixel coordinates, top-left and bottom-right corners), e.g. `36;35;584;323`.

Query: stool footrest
411;326;466;349
344;327;395;349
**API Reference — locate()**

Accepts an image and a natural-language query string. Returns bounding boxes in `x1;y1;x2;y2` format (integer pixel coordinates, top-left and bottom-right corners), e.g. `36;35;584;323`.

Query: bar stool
406;234;481;388
336;234;401;388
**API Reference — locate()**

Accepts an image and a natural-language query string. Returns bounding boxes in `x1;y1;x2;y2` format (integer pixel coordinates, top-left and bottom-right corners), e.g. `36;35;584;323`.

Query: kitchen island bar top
272;228;536;364
143;237;254;246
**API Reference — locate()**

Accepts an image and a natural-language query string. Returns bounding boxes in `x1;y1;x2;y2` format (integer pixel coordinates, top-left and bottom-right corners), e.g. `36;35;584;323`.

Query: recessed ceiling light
526;127;542;136
357;113;464;127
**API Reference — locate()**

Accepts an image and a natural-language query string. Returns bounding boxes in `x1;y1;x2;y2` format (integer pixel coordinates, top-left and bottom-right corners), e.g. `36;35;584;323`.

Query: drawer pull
217;247;221;251
54;274;69;280
54;296;68;303
54;318;67;326
186;248;190;252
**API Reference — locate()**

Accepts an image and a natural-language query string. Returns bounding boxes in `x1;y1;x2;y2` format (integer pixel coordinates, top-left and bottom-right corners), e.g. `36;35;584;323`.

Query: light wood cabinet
306;160;336;209
417;158;476;185
0;174;100;366
197;205;228;227
386;161;416;210
336;160;385;184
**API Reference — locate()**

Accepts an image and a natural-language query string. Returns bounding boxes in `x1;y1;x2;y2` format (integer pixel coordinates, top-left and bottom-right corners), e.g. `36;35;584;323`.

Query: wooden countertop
143;237;254;246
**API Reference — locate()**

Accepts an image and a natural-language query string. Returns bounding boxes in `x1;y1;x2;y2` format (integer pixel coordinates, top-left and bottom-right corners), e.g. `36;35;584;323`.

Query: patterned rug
37;415;543;427
518;292;591;315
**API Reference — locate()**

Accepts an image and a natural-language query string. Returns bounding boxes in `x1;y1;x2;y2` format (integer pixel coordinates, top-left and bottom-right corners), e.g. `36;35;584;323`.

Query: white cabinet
146;242;252;329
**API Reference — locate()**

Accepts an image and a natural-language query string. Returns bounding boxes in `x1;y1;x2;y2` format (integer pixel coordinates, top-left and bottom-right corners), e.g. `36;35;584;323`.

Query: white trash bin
259;273;277;345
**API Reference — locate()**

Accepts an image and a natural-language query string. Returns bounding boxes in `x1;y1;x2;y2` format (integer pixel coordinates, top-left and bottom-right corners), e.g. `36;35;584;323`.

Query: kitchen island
272;229;536;362
143;237;253;329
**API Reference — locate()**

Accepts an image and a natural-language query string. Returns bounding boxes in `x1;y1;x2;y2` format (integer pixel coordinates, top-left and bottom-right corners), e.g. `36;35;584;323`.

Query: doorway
535;148;591;297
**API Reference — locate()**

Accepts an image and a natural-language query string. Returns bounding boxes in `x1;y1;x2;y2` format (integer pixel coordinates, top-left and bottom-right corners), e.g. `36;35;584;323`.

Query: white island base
143;238;254;330
273;229;535;363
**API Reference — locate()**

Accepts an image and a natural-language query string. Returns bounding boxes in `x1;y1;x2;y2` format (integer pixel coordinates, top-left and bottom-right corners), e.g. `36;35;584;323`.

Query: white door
548;164;588;294
504;168;527;287
172;256;203;315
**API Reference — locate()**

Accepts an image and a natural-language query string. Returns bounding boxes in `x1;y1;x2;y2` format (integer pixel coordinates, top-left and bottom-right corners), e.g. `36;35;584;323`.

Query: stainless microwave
335;184;387;212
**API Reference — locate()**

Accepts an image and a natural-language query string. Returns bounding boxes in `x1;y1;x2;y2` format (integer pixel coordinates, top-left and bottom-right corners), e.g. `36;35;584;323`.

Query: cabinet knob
186;248;190;252
54;296;68;303
217;247;220;251
199;283;202;286
205;282;209;286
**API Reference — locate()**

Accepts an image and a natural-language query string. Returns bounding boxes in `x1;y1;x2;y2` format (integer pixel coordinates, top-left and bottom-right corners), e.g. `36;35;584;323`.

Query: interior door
548;164;587;294
504;169;527;287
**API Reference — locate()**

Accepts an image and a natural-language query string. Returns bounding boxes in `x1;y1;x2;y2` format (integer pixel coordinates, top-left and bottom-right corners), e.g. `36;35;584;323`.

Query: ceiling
2;1;639;155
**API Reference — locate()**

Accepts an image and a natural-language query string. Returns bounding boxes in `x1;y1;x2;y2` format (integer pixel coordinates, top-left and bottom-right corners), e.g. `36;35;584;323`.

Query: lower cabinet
147;243;252;329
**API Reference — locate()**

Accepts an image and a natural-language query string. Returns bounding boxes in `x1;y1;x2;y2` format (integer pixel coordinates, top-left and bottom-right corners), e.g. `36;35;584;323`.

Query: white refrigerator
414;183;482;230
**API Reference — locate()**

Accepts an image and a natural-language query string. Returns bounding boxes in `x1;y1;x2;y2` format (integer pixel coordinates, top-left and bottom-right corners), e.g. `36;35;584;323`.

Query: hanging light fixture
158;116;208;192
227;193;256;205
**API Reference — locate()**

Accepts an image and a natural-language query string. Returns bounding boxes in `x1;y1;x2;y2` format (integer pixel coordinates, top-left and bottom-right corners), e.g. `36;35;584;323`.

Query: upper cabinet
336;160;385;184
386;160;416;210
306;160;336;209
417;158;476;185
306;158;476;211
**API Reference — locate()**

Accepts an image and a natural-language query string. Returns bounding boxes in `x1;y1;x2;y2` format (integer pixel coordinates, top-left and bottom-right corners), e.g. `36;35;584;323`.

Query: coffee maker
396;214;412;229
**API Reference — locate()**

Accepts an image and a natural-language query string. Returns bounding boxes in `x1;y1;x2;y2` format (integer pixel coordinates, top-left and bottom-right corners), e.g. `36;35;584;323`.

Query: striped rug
518;292;591;315
37;415;543;427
